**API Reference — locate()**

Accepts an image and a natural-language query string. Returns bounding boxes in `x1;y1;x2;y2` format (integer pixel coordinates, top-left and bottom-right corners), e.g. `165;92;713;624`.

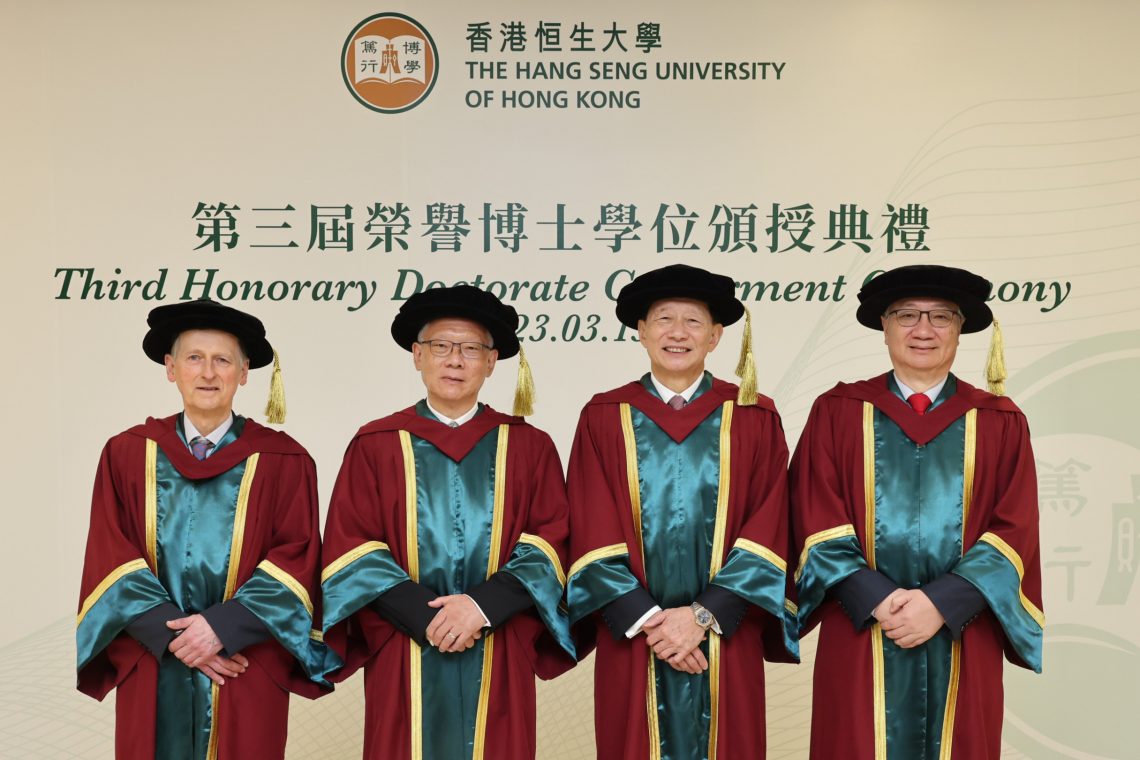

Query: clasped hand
425;595;485;653
166;614;248;685
641;607;708;675
874;588;945;649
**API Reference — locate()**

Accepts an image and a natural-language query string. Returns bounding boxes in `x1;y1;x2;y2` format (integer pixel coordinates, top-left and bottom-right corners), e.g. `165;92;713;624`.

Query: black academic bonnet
142;298;274;367
856;264;993;334
390;285;521;359
614;264;745;328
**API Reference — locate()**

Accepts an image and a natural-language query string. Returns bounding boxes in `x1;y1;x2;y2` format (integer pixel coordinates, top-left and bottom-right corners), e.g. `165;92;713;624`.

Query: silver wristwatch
690;602;715;631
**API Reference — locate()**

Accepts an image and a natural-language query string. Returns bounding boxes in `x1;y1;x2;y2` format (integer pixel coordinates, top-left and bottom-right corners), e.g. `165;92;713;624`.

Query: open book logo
342;13;439;113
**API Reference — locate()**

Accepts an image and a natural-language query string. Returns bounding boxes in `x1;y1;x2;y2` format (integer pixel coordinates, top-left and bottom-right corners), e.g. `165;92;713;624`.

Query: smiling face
165;329;249;429
412;318;497;419
881;297;962;387
637;298;723;391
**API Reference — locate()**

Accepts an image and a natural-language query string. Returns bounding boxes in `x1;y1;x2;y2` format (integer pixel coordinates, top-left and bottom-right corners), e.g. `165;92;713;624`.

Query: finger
216;655;247;674
670;656;697;679
166;617;193;630
692;648;709;670
427;598;445;608
231;653;249;668
198;663;225;685
208;658;241;678
642;612;666;628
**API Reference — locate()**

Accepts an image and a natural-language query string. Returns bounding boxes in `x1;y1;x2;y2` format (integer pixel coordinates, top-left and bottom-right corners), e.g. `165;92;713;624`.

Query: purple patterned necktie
190;436;214;461
667;394;686;411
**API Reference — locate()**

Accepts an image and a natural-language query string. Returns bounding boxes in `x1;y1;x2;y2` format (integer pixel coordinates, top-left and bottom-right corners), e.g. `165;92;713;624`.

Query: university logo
342;13;439;113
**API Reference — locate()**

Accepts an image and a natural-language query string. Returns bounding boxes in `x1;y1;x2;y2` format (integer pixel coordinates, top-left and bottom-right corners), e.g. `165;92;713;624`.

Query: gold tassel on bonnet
513;346;536;417
735;307;758;406
985;319;1007;396
264;350;287;423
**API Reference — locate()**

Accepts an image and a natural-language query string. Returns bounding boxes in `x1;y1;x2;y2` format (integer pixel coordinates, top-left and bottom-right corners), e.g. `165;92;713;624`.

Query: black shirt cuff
125;602;183;660
201;600;271;655
926;573;988;640
371;580;439;647
695;584;749;638
829;568;898;630
466;571;534;628
600;586;658;640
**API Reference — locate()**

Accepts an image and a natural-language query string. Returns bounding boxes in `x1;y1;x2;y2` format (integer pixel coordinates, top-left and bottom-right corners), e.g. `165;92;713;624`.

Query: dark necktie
667;394;686;411
908;393;932;416
190;436;214;460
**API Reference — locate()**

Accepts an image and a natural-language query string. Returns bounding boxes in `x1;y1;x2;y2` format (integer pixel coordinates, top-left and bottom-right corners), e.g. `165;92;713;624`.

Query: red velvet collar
359;404;521;462
587;377;775;443
826;373;1021;445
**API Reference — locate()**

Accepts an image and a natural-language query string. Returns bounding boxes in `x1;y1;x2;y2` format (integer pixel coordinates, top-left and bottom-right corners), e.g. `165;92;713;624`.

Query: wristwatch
690;602;715;631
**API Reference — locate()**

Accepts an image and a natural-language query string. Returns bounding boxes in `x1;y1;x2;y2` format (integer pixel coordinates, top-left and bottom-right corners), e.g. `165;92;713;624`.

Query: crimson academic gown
321;404;575;760
76;415;328;760
566;376;798;760
790;374;1043;760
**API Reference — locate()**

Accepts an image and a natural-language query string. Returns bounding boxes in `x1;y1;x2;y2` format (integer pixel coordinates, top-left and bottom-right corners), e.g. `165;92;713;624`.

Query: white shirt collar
183;412;234;453
650;372;704;404
894;375;949;403
426;400;480;427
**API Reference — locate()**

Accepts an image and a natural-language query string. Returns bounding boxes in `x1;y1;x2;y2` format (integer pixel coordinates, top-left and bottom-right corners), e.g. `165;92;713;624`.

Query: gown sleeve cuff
829;568;898;630
466;571;534;629
925;573;989;640
201;600;271;655
601;586;658;640
370;580;439;647
125;602;183;661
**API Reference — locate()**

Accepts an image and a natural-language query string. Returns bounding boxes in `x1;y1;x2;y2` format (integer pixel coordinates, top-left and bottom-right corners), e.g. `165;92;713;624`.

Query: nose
911;313;937;336
443;344;466;366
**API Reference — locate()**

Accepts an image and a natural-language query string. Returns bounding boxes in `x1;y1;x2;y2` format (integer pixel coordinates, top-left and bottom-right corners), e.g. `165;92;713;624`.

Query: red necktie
908;393;932;416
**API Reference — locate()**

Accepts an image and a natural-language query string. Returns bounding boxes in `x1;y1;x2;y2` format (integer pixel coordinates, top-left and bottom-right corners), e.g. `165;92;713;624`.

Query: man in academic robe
566;264;798;760
320;285;575;760
76;298;329;760
790;264;1043;760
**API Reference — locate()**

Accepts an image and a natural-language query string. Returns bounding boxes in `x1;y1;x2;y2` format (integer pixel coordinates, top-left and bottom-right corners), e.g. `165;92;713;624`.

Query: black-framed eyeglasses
884;308;962;329
418;339;491;359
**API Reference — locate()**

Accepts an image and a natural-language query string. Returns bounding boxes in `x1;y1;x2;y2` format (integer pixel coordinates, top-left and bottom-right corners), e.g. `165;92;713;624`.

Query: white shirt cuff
625;605;663;638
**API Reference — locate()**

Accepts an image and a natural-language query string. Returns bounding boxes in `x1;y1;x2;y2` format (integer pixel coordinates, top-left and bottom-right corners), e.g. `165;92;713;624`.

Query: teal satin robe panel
631;388;721;760
233;568;332;683
76;568;173;671
875;377;964;760
952;543;1043;672
412;417;498;760
500;542;575;657
155;419;246;760
566;553;641;625
321;545;413;630
711;546;799;658
795;533;869;629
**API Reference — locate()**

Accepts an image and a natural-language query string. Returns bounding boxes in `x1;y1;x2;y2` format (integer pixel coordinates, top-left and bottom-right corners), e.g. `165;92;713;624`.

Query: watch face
695;607;712;627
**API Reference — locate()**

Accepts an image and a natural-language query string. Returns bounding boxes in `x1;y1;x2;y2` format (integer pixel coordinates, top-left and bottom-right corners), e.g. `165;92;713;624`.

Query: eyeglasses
418;339;491;359
885;308;962;329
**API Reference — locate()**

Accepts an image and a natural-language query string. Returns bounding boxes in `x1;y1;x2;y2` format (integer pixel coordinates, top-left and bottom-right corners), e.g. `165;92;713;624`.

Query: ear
412;342;424;371
238;360;249;387
485;349;498;377
637;319;647;342
164;355;176;382
708;324;724;350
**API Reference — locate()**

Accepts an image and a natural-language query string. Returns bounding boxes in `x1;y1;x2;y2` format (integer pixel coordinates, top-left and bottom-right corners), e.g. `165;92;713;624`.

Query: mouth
663;346;691;354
